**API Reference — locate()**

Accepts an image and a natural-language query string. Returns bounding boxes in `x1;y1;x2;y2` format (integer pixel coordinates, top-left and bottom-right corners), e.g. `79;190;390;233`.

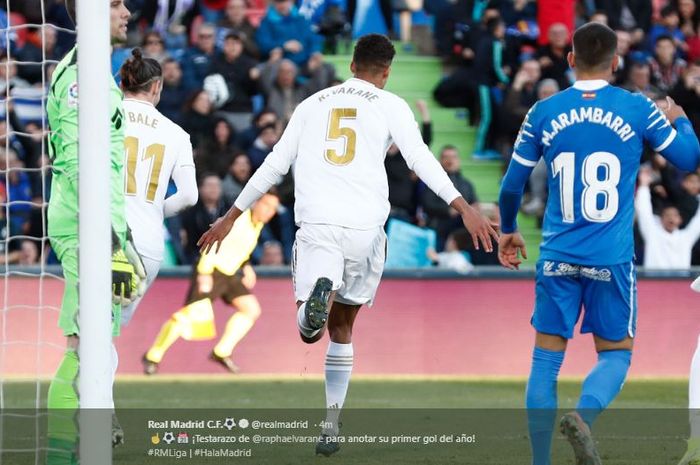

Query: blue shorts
532;260;637;341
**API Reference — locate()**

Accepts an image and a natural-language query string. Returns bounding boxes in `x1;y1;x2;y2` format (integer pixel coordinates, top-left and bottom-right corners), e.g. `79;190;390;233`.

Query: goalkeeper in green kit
46;1;145;463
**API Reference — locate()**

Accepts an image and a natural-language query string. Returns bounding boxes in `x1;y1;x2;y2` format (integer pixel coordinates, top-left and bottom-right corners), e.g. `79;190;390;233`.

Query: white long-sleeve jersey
123;98;198;261
234;77;461;229
636;185;700;269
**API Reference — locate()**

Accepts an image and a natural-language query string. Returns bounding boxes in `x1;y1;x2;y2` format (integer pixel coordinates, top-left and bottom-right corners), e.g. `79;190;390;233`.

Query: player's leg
292;225;344;342
527;260;582;465
680;334;700;465
144;270;218;373
562;262;636;465
47;236;80;465
316;226;386;457
211;276;261;372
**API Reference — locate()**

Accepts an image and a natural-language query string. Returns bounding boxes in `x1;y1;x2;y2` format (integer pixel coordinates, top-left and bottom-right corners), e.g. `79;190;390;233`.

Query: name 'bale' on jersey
513;81;676;265
123;98;194;261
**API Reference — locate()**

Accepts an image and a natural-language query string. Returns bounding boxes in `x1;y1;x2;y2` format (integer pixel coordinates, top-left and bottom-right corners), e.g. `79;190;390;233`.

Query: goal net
1;0;114;463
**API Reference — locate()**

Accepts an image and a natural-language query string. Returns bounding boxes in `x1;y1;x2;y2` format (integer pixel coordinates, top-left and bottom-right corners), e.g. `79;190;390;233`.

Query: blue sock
526;347;565;465
577;349;632;429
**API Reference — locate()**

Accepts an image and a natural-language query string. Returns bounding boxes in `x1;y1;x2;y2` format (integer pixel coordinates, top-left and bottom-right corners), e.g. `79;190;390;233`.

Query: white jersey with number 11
123;98;196;261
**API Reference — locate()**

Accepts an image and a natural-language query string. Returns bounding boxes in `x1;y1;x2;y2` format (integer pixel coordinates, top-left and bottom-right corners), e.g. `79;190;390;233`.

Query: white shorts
120;255;161;326
292;224;386;307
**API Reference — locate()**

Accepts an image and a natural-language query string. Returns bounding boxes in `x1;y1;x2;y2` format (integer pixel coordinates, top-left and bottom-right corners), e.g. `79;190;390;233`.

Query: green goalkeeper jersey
47;46;127;239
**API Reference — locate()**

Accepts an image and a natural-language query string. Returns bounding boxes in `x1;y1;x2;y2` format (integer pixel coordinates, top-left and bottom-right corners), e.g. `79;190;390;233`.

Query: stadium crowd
1;0;700;269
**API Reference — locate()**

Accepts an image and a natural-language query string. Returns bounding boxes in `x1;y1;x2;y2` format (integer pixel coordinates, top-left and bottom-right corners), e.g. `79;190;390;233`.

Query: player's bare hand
197;274;213;293
460;205;499;253
659;96;687;124
197;215;234;255
498;232;527;270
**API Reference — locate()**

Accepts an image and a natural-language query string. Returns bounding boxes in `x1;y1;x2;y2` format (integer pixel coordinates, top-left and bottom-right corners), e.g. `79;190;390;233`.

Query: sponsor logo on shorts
543;261;611;282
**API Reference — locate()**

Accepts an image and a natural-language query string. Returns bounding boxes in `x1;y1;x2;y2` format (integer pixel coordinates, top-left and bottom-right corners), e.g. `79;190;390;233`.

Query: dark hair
661;5;678;18
142;31;164;47
120;48;162;94
65;0;76;24
253;108;277;125
486;17;504;34
655;34;676;46
440;144;458;154
572;22;618;72
352;34;395;75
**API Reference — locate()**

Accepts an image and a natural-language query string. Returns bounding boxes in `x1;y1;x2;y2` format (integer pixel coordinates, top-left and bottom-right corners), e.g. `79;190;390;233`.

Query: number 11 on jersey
124;136;165;202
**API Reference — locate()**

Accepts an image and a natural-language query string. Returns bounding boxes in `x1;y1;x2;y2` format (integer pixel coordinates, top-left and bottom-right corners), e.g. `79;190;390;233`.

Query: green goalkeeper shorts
50;235;121;337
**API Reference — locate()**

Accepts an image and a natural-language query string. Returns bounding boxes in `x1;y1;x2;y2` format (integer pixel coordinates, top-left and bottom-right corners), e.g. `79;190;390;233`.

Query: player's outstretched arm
654;97;700;171
451;197;499;252
197;206;243;255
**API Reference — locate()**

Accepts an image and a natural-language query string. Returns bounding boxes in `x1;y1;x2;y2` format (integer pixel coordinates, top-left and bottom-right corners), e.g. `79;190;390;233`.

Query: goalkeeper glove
125;226;147;298
112;248;139;305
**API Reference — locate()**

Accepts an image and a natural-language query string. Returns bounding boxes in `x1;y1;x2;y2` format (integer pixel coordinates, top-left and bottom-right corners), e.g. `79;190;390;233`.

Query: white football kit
235;77;461;305
121;98;198;324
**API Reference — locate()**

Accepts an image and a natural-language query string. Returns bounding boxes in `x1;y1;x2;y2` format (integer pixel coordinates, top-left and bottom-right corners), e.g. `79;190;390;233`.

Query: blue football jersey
513;80;677;265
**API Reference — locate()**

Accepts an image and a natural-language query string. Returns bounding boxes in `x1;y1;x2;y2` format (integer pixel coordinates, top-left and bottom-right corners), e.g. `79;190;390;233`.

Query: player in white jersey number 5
198;34;498;456
119;49;198;326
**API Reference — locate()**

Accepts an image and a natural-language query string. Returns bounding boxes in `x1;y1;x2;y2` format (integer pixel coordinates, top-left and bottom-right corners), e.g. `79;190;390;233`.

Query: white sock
110;343;118;410
690;334;700;438
324;342;353;436
297;303;320;338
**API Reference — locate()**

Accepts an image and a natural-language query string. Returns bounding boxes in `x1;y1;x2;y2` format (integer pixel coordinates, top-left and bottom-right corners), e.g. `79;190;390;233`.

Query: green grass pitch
1;377;692;464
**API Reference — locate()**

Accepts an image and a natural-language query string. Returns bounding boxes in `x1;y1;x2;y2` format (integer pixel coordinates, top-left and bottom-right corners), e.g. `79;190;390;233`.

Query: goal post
77;0;113;462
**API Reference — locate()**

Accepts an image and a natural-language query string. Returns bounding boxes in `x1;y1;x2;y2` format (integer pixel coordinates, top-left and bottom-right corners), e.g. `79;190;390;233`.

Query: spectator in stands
157;58;188;124
200;0;228;23
421;145;479;249
472;17;510;161
298;0;349;54
536;22;573;91
392;0;423;51
16;26;59;85
0;8;17;54
181;173;228;263
256;0;322;69
247;122;279;171
427;232;474;273
208;32;259;127
1;149;33;237
614;29;634;84
237;108;278;151
0;55;30;95
258;56;330;125
677;0;700;38
671;59;700;132
636;166;700;269
182;89;217;149
259;240;284;266
196;118;238;176
141;30;169;64
182;22;217;90
140;0;198;38
596;0;651;44
217;0;259;58
502;59;541;154
649;35;688;92
385;100;431;223
18;239;39;265
646;5;686;53
655;155;700;228
588;10;609;25
623;61;663;97
222;152;251;205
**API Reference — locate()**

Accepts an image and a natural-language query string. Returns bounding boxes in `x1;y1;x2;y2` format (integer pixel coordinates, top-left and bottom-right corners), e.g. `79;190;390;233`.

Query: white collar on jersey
345;77;375;87
123;97;155;107
572;79;609;91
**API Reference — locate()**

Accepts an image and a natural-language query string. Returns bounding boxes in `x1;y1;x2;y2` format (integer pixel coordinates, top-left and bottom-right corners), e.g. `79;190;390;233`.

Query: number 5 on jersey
124;136;165;202
325;108;357;166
